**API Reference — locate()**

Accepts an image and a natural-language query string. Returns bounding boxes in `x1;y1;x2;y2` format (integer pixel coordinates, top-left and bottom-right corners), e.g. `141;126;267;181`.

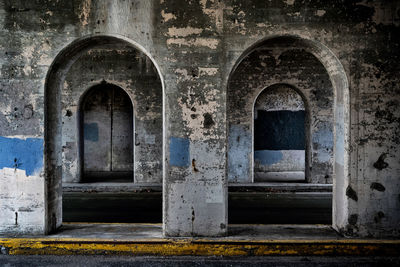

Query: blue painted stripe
169;137;189;167
254;150;283;165
84;123;99;142
0;136;44;176
228;124;251;182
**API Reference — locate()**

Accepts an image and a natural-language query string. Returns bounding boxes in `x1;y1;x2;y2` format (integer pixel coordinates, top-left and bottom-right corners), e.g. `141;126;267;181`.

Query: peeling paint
316;10;326;17
79;0;92;26
166;38;219;49
198;67;218;76
178;88;220;140
161;10;177;22
167;26;203;37
283;0;295;6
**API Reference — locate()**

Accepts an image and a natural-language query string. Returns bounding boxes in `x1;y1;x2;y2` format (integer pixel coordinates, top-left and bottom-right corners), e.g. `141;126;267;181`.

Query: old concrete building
0;0;399;240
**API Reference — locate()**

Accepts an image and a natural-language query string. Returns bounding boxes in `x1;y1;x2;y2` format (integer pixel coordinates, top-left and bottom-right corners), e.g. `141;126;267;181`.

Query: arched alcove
79;83;134;182
253;84;309;182
226;35;349;230
44;34;164;233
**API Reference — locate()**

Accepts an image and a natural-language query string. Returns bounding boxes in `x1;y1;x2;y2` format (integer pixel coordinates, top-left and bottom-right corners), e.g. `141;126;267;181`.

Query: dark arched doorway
80;83;133;182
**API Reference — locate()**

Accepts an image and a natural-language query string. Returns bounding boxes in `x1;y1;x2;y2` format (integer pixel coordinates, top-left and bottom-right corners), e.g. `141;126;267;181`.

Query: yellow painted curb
1;238;399;256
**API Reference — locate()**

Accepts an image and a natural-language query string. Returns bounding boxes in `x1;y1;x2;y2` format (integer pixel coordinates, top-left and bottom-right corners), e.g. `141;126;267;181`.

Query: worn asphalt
1;255;400;267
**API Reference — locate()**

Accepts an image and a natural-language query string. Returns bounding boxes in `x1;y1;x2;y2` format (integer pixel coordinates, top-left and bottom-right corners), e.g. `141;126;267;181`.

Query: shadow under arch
226;35;350;232
252;83;311;182
44;34;165;234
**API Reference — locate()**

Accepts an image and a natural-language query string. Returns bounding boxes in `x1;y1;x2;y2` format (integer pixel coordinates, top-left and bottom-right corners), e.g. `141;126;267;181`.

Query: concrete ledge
1;238;399;256
63;183;162;192
228;183;332;192
63;183;332;193
254;171;305;182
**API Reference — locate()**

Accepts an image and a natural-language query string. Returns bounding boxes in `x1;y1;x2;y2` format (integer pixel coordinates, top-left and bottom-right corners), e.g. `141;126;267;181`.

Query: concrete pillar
161;27;227;237
163;65;228;236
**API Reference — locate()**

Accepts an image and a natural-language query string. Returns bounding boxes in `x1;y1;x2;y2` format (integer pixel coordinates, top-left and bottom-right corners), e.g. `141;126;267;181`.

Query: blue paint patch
84;123;99;142
313;125;334;163
228;125;251;182
313;127;334;149
0;136;44;176
170;137;189;167
254;150;283;165
316;149;332;163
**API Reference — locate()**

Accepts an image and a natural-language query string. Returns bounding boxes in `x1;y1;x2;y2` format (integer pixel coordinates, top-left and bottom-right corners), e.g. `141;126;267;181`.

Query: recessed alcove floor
0;223;343;240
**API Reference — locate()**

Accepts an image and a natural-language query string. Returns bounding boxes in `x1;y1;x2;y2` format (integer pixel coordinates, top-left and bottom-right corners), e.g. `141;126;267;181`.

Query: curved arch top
45;34;165;93
252;83;310;114
227;34;349;92
77;81;135;111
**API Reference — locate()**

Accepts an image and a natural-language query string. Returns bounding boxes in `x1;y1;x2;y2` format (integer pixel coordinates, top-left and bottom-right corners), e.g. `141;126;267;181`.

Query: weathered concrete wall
158;0;228;237
61;44;162;183
0;0;399;238
0;0;49;234
221;0;400;238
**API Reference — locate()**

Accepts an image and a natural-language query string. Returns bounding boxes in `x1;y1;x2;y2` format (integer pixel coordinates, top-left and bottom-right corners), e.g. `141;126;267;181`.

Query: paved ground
2;223;342;240
1;255;399;267
55;223;342;241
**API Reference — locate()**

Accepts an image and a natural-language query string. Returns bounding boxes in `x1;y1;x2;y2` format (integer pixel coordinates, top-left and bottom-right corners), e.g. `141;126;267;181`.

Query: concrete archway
226;35;349;232
44;34;165;234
